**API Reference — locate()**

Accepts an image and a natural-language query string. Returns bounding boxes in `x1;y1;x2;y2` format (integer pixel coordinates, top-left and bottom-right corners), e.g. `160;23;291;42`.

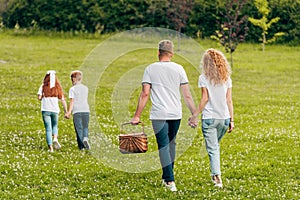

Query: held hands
188;115;198;129
64;112;71;119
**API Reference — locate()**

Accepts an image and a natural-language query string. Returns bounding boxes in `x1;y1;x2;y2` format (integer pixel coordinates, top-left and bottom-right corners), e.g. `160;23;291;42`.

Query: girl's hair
200;48;231;85
70;70;82;85
42;74;64;99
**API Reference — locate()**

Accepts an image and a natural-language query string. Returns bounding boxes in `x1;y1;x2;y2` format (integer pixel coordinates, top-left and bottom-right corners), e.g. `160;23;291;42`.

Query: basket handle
121;122;144;133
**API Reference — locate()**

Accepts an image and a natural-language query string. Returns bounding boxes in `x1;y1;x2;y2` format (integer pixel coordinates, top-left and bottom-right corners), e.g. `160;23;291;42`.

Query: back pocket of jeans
202;119;214;126
224;118;230;126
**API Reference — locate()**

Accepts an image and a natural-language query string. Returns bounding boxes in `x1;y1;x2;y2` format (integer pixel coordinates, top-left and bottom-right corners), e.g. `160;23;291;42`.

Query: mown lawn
0;30;299;199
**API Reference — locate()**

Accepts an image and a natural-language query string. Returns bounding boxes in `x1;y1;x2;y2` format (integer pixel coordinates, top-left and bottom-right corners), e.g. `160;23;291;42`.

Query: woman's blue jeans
73;112;89;149
202;118;230;176
42;111;58;145
152;119;181;183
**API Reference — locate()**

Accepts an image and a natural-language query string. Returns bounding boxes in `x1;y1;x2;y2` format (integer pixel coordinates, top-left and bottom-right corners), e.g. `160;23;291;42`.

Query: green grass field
0;30;299;199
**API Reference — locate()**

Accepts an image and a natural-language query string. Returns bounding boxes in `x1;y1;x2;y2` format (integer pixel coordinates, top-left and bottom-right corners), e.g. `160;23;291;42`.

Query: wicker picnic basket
119;122;148;154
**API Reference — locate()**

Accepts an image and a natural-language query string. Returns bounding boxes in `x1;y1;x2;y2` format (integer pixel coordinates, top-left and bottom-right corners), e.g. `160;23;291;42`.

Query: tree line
0;0;299;44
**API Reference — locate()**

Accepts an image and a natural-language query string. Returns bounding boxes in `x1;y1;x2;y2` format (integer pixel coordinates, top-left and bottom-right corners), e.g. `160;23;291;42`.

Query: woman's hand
228;121;234;133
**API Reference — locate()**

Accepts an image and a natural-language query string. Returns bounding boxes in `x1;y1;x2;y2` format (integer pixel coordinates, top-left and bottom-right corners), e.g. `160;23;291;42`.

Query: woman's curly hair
200;49;231;85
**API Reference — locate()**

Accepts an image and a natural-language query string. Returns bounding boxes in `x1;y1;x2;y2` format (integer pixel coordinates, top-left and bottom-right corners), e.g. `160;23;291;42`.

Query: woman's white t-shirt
198;74;232;119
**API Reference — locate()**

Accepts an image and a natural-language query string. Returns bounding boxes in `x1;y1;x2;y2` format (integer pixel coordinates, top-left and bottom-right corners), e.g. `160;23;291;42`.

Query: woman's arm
226;88;234;132
188;87;209;127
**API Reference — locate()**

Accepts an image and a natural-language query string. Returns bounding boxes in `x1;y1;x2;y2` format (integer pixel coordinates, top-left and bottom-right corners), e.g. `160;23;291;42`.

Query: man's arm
181;84;196;115
131;83;151;124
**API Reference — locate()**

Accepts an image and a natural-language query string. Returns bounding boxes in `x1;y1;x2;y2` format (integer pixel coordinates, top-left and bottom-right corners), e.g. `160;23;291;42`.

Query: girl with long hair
37;70;67;152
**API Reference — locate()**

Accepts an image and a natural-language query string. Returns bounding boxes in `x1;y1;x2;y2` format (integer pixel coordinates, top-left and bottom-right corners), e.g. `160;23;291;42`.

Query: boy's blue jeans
73;112;90;149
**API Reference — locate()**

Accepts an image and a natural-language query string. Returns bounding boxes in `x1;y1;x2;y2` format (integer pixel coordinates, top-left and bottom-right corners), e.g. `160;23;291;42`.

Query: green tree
167;0;193;51
211;0;249;67
145;0;169;28
1;0;298;44
268;0;300;45
0;0;11;17
99;0;150;33
249;0;284;51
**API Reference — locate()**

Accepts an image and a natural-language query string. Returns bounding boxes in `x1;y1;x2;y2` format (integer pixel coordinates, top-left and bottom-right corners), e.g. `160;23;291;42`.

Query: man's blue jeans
152;119;181;183
42;111;58;145
202;118;230;176
73;112;89;149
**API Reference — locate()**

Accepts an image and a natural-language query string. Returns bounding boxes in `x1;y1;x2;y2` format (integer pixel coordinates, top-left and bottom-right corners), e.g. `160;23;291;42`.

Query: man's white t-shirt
142;61;188;120
69;83;90;114
198;74;232;119
37;84;60;113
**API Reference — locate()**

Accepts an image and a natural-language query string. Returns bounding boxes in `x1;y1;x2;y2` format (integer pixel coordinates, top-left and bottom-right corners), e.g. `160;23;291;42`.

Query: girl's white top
37;84;60;113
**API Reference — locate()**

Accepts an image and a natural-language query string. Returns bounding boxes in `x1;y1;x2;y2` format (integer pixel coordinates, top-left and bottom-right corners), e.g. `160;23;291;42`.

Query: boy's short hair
70;70;82;82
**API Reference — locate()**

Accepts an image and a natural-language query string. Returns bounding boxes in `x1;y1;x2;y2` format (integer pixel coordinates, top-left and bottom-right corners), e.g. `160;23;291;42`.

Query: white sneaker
212;175;223;188
48;149;54;153
163;181;177;192
83;137;90;150
53;139;61;150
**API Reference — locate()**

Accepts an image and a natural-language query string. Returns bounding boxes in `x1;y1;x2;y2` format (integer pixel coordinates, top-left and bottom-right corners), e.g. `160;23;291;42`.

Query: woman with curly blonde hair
189;49;234;188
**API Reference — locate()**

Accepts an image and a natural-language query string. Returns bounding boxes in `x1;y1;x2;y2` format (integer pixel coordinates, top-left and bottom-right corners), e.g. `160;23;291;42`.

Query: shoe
212;175;223;188
83;137;90;150
48;149;54;153
163;181;177;192
53;139;61;150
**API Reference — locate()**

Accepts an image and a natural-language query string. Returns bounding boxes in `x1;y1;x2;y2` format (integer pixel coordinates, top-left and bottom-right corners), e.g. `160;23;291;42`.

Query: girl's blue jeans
202;118;230;176
152;119;181;183
42;111;58;145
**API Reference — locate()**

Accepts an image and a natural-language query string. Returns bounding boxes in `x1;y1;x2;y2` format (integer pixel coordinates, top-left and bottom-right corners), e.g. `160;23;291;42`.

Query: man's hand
130;116;140;125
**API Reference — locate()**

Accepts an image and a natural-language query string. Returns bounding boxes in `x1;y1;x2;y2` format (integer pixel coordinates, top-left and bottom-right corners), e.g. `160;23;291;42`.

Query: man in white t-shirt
131;40;196;192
